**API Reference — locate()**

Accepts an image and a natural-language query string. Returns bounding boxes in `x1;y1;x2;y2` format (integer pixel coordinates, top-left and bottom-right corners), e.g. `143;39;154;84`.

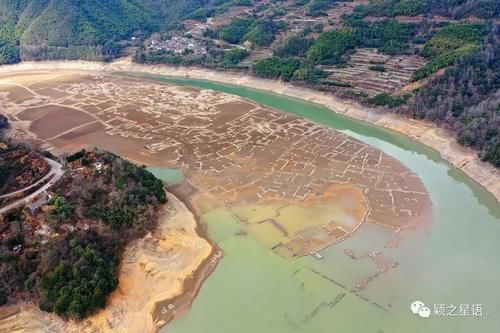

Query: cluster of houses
149;36;208;55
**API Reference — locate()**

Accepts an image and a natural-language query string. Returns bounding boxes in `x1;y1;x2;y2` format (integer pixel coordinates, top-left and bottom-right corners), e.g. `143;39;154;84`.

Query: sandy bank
0;191;213;333
0;60;498;202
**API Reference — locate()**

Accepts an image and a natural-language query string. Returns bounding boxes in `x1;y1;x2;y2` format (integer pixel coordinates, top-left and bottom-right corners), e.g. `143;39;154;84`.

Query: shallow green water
147;166;185;185
120;73;500;333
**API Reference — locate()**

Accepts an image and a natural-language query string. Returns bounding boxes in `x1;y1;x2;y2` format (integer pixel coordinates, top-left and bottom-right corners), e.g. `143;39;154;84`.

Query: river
122;73;500;333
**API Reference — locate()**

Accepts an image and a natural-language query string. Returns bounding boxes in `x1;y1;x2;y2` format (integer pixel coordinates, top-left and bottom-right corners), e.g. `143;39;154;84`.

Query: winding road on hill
0;158;63;215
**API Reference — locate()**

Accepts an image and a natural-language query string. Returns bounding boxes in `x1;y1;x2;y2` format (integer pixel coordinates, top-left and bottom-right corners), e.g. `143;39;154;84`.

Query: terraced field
323;48;427;96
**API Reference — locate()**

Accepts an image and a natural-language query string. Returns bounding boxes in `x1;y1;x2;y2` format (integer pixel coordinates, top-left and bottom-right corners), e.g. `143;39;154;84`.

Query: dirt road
0;158;63;215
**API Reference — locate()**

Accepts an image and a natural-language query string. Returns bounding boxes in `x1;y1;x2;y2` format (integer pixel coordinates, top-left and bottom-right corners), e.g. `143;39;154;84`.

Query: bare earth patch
0;69;432;331
17;105;95;139
0;70;431;254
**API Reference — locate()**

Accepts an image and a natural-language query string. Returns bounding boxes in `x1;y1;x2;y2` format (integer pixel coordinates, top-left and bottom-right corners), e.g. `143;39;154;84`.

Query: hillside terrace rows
322;48;428;96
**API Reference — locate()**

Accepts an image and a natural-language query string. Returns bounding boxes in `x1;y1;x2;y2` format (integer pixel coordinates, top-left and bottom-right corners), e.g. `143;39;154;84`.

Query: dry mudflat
0;70;431;254
0;68;432;332
1;61;498;203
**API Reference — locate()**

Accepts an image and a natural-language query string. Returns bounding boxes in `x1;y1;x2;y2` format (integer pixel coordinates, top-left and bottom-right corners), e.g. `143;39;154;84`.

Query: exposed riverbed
1;60;498;201
134;74;500;333
0;63;499;333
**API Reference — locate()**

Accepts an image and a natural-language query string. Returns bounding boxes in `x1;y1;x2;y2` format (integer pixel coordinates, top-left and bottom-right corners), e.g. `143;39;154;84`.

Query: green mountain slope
0;0;227;62
0;0;246;64
0;0;157;61
21;0;154;46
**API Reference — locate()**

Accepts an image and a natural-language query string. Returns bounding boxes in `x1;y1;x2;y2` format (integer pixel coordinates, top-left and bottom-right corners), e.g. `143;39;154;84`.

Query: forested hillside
354;0;499;19
0;0;247;62
0;0;151;62
409;25;500;166
0;146;167;318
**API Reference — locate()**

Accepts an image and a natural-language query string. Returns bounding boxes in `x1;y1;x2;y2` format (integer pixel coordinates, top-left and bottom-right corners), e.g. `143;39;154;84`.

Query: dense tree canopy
365;19;413;54
306;0;337;17
0;0;247;62
421;24;486;58
220;18;254;44
0;147;167;316
223;48;249;65
38;231;120;319
253;56;301;81
412;23;486;80
352;0;499;19
393;0;427;16
274;36;313;58
409;26;500;166
220;17;279;47
0;20;20;64
243;19;278;47
307;30;357;64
